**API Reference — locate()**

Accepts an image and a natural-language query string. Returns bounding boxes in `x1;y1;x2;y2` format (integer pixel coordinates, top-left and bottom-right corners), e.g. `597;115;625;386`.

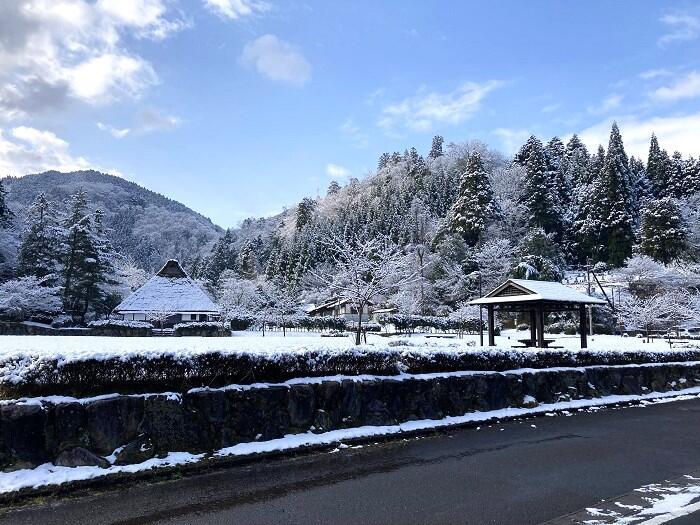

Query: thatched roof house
114;260;218;326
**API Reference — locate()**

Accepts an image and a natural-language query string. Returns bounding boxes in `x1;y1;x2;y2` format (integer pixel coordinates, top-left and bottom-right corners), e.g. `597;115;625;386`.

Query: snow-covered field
0;330;691;361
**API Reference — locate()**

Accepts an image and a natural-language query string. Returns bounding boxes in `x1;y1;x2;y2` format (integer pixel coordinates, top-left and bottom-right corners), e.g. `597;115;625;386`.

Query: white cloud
0;0;186;119
240;35;311;87
69;54;158;104
97;122;131;138
365;87;385;106
492;128;531;155
136;109;182;132
658;11;700;46
650;71;700;102
339;118;368;148
97;108;181;138
586;94;623;115
639;68;673;80
204;0;269;20
96;0;190;40
0;126;92;176
378;81;504;133
577;112;700;159
541;103;561;114
325;163;350;179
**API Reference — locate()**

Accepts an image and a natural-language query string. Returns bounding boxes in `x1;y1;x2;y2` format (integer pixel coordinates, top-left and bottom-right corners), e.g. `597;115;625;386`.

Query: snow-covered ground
1;387;698;495
0;330;691;361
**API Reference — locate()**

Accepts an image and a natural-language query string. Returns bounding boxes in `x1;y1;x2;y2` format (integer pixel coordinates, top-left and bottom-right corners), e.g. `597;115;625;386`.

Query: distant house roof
373;307;397;314
469;279;607;306
307;297;374;315
114;260;218;314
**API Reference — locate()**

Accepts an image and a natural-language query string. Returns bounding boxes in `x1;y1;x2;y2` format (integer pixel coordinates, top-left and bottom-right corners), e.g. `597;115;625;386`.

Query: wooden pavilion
468;279;607;348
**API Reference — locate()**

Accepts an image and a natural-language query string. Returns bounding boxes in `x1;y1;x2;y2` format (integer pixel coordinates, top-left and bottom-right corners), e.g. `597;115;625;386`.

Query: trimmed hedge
2;346;700;400
87;319;153;337
173;322;225;337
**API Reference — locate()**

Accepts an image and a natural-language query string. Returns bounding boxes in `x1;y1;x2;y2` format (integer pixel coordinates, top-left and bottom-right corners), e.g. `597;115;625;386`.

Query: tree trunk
355;306;363;345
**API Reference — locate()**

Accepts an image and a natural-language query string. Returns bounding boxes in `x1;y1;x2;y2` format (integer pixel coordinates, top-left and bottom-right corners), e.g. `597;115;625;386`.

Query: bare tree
618;291;694;344
145;309;175;329
217;273;262;330
313;233;421;345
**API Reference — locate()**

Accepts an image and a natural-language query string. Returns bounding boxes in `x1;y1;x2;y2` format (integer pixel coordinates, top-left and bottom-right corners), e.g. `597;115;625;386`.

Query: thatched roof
114;260;218;314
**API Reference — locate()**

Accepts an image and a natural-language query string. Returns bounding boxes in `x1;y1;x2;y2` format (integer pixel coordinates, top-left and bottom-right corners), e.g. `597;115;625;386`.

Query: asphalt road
3;397;700;525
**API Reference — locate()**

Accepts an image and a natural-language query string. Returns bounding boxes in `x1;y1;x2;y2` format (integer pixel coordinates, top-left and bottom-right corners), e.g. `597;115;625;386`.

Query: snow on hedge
87;320;153;329
0;334;699;400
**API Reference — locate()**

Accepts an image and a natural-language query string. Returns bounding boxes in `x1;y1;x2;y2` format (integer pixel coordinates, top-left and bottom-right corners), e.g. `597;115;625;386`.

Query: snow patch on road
577;475;700;524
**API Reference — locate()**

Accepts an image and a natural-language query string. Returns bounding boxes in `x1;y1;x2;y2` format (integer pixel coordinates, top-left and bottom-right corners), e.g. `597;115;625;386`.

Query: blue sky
1;1;700;227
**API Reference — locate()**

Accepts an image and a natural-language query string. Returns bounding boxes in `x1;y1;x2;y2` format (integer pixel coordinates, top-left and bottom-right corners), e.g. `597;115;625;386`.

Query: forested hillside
0;123;699;325
0;170;222;273
195;124;700;313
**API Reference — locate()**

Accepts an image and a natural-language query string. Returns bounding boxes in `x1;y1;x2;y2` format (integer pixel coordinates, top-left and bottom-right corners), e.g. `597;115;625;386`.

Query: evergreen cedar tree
0;179;12;228
3;123;700;322
448;152;498;246
639;197;688;265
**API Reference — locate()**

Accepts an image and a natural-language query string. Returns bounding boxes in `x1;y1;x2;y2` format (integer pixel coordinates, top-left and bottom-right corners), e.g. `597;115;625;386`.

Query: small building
113;260;219;327
307;298;372;322
469;278;607;348
371;307;398;322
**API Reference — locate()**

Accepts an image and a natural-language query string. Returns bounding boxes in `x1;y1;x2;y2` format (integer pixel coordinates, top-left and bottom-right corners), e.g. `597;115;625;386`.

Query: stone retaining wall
2;362;699;471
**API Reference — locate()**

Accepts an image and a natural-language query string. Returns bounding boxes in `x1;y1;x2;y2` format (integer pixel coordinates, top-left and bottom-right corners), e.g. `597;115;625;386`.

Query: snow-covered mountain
1;170;222;272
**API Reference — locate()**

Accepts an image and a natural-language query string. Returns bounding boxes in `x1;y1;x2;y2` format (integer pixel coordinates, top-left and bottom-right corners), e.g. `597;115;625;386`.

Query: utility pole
586;259;593;336
479;271;484;347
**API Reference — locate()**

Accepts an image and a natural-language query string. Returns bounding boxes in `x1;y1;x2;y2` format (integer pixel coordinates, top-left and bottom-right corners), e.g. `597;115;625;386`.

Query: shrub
51;315;77;328
563;324;577;336
87;319;153;337
174;321;223;337
88;319;153;329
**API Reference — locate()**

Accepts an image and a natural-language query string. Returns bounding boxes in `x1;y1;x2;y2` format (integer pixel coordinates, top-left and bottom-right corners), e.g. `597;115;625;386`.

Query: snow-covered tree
313;233;421;344
0;276;62;321
448;152;498;246
0;179;12;228
62;189;98;320
545;136;569;209
448;303;481;338
295;197;316;231
596;123;635;266
327;180;341;195
429;135;444;159
60;191;119;321
646;133;671;198
470;238;515;293
237;240;257;278
17;193;63;283
217;272;262;325
516;136;562;234
619;290;694;342
618;293;671;342
638;197;688;264
145;309;175;329
204;229;237;283
682;157;700;197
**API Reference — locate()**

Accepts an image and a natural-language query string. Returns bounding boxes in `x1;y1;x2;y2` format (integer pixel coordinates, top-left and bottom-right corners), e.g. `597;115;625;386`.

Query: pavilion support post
580;305;588;348
487;305;495;346
530;310;537;345
537;304;545;348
